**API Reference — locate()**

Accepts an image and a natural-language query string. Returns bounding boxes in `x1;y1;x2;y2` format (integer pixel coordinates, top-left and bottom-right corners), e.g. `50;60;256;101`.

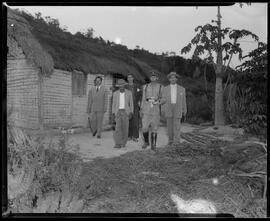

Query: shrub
186;95;213;124
224;42;267;138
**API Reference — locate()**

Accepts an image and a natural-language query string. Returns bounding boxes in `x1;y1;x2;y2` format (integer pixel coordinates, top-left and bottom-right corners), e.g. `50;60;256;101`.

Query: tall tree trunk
204;64;208;92
215;76;225;125
215;6;225;126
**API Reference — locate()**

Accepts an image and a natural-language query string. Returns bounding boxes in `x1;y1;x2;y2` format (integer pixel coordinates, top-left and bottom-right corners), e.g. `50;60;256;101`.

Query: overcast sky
8;3;268;68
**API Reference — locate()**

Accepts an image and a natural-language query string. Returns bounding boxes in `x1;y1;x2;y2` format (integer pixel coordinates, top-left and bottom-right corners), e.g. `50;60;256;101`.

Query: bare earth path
68;123;197;162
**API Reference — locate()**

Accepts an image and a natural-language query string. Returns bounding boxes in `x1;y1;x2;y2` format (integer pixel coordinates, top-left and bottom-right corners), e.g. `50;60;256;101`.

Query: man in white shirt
162;72;187;145
112;79;134;148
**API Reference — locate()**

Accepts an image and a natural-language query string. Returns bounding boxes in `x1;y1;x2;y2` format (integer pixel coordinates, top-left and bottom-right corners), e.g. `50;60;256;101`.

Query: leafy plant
224;43;267;137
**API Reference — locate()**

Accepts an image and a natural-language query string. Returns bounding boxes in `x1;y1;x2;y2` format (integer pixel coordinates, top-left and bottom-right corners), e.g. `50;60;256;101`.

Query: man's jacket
162;84;187;118
112;90;134;115
87;85;107;113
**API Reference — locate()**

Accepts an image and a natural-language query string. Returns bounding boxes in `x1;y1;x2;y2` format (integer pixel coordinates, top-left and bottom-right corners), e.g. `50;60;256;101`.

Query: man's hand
112;113;115;121
129;113;133;120
181;115;186;123
139;111;143;119
112;116;116;130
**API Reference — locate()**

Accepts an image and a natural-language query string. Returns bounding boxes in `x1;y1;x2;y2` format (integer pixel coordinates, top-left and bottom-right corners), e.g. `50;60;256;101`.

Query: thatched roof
7;9;159;82
7;9;54;76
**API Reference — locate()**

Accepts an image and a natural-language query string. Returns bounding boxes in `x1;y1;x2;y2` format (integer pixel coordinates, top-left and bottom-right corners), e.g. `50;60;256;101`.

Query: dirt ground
67;123;197;162
65;124;266;217
7;123;267;217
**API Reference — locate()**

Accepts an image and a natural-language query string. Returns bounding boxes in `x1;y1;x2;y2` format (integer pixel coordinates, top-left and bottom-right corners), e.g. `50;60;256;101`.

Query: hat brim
167;74;180;79
116;83;128;87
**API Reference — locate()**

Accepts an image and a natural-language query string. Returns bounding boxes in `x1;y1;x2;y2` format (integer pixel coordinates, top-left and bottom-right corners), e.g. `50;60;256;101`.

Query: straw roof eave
7;8;54;76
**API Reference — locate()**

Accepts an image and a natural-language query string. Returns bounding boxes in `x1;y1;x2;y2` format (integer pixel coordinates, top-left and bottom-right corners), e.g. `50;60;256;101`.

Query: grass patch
77;141;266;217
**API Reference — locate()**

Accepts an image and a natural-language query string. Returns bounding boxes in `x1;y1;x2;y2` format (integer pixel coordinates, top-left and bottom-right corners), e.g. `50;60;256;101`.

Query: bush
224;76;267;137
224;42;267;138
186;95;213;124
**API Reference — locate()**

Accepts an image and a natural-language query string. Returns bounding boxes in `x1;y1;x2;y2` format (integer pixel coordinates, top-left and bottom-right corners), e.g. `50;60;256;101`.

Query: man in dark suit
87;76;108;138
162;72;187;145
126;73;142;142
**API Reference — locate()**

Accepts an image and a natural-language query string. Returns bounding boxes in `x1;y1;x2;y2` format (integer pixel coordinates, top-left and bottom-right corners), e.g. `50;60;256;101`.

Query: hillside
10;9;222;123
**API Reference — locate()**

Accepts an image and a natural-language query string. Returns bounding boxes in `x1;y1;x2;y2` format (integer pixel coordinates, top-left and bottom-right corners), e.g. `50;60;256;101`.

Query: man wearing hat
112;79;134;148
162;72;187;145
126;73;142;142
87;75;108;138
140;70;165;150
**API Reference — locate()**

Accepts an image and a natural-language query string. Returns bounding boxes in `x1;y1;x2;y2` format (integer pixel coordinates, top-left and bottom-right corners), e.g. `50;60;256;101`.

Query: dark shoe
92;131;97;137
114;145;121;148
172;141;180;146
151;132;157;150
132;138;138;142
121;144;126;148
167;141;173;146
142;132;149;149
97;135;101;139
142;142;149;149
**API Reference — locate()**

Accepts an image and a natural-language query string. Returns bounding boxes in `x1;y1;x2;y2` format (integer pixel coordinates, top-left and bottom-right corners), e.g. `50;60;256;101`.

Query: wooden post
38;71;44;130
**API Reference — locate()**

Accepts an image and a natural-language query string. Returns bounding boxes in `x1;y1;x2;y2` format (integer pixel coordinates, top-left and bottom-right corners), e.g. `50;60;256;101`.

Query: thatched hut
7;9;159;130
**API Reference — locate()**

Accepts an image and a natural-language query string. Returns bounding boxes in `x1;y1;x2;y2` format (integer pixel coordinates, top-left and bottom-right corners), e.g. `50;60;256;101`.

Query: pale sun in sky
114;37;122;44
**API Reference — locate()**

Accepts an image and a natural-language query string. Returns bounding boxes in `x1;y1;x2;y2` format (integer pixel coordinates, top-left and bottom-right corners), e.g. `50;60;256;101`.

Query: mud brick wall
7;36;113;129
42;69;72;128
7;37;39;129
71;70;88;128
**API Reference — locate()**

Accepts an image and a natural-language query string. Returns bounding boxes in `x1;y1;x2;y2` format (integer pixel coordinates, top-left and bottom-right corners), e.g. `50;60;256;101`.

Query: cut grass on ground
76;140;266;217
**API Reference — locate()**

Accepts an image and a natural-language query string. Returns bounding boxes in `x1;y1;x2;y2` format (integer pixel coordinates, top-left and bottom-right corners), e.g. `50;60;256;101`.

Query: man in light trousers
163;72;187;145
112;79;134;148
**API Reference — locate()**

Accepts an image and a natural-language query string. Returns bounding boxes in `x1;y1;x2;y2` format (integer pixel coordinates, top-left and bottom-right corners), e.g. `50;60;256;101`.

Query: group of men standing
87;71;187;150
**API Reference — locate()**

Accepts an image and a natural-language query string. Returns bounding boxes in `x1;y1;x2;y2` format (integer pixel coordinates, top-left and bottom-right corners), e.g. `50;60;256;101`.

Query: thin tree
181;6;258;125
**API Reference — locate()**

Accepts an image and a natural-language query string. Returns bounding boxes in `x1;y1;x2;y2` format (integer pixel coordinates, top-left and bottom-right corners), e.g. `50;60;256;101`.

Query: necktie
96;87;99;92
